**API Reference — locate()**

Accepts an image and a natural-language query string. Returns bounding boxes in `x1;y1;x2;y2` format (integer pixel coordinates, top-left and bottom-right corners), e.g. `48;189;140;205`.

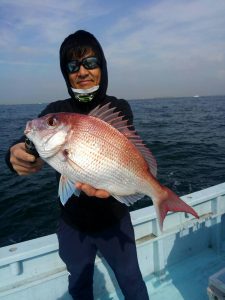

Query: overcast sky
1;0;225;104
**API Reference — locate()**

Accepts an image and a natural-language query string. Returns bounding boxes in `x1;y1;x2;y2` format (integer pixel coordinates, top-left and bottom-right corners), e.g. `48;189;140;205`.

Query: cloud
105;1;225;71
103;0;225;99
0;0;225;103
106;0;225;57
0;0;111;59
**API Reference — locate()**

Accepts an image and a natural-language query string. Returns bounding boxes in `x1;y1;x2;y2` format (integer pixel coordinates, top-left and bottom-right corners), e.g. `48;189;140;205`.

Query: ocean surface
0;96;225;247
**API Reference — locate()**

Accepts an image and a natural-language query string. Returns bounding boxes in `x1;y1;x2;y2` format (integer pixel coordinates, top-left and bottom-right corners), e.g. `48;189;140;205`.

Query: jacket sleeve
5;136;26;173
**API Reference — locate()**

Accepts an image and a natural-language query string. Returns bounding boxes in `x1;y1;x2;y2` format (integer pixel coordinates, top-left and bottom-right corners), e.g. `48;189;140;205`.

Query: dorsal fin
89;103;157;177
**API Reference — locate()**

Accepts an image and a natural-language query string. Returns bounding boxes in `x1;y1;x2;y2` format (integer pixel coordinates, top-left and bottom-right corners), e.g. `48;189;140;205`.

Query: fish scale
69;139;136;192
25;103;199;230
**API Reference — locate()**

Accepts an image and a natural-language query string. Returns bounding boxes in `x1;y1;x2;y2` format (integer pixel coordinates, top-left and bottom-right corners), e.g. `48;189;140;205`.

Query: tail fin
154;186;199;231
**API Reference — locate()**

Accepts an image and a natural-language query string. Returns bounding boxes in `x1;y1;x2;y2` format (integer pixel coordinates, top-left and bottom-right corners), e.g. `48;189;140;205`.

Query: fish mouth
24;121;34;136
24;128;30;135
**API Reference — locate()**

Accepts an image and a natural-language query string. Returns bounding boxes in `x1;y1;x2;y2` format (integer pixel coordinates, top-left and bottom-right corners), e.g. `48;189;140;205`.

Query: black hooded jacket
5;30;134;233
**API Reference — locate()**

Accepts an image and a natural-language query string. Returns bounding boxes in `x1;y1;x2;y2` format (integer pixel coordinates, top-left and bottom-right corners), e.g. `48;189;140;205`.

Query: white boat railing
0;182;225;300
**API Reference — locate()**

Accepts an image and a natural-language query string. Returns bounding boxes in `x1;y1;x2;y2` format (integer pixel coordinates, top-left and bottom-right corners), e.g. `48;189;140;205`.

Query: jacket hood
59;30;108;107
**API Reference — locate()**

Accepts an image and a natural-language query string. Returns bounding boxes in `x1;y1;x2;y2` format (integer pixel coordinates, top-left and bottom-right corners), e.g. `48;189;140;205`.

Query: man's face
68;49;101;90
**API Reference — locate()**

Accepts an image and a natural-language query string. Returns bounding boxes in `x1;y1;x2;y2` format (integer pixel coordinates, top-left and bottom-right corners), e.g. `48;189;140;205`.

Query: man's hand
76;182;110;198
10;142;44;176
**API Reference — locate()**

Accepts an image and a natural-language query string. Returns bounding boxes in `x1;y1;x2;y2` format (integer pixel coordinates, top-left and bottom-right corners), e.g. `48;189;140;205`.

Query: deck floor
107;247;225;300
147;247;225;300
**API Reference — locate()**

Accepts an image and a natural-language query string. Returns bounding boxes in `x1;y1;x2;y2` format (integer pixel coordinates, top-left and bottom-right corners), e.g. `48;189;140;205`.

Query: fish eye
47;117;57;127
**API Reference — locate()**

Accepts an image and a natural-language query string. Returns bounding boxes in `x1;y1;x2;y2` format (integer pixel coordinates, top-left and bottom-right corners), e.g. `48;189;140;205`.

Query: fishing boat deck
1;182;225;300
145;245;225;300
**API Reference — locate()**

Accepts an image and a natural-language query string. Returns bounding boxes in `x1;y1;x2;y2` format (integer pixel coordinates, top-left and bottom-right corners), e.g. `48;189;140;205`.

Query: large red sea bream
25;103;198;230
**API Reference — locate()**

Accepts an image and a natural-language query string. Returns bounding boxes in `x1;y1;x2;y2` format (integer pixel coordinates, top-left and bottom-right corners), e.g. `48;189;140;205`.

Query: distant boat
193;95;200;98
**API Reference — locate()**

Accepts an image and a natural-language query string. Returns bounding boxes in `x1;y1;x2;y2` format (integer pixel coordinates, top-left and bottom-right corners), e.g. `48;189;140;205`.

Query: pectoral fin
62;148;86;173
58;175;80;205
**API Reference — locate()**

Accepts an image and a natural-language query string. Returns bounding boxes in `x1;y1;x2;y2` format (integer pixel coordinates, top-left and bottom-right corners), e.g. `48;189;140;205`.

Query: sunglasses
67;56;100;74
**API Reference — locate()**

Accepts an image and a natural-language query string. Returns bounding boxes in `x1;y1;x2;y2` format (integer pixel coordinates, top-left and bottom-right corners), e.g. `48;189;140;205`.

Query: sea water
0;96;224;246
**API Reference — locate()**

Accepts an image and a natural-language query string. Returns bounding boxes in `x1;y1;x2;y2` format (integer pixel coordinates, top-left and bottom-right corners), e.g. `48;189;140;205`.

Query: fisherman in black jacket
6;30;149;300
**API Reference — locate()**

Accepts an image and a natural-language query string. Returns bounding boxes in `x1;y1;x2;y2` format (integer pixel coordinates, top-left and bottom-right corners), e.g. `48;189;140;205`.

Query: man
6;30;149;300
